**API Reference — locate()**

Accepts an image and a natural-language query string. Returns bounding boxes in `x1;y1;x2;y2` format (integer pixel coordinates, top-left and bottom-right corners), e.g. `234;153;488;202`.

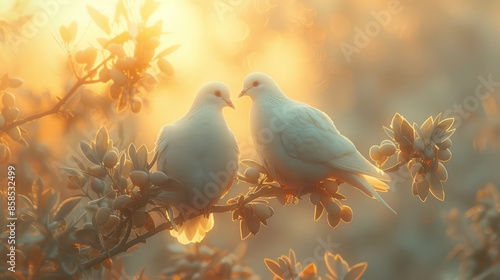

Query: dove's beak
225;99;235;109
238;88;250;98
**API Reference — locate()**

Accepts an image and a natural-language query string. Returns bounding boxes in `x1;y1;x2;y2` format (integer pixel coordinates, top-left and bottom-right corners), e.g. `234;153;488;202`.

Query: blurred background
1;0;500;279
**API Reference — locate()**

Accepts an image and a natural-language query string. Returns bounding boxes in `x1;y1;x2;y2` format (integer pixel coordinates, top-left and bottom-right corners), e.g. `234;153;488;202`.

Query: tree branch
81;187;274;269
1;56;113;133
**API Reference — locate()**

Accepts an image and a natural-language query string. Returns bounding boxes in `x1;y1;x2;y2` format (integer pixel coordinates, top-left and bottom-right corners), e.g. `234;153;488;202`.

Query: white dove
239;73;394;212
156;82;239;244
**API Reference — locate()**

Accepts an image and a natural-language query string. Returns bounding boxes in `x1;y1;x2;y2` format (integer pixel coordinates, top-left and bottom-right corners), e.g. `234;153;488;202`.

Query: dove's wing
155;123;175;172
229;129;240;157
279;102;390;180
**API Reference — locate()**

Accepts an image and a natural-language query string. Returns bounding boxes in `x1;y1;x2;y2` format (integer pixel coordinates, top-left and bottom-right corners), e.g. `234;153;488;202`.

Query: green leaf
87;6;111;34
43;190;60;213
54;196;82;221
135;144;149;171
94;126;110;161
128;143;138;169
80;141;99;164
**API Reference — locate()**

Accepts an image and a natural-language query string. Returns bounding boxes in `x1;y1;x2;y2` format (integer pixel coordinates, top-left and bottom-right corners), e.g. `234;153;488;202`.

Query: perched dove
156;82;239;244
239;73;394;212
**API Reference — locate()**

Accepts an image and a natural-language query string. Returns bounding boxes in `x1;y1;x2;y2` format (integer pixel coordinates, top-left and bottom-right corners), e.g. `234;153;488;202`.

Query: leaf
141;0;161;21
383;126;394;139
246;216;261;235
18;194;34;209
325;253;344;278
415;177;429;202
240;220;251;240
278;257;292;277
429;172;445;201
80;141;99;164
155;44;180;59
135;144;149;171
401;118;415;143
128;143;138;169
420;116;434;140
345;263;368;280
138;20;163;40
70;156;86;171
97;37;110;48
40;189;60;214
314;203;324;221
59;25;71;43
327;212;341;228
74;228;102;249
68;21;78;40
390;113;402;131
87;6;111;34
108;31;133;46
54;196;82;221
299;263;317;279
272;187;287;205
114;0;128;23
434;129;455;144
264;258;284;279
157;58;174;76
95;126;110;161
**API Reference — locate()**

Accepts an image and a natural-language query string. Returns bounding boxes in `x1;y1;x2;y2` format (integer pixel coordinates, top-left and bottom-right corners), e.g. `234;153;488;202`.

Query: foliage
369;113;455;202
264;249;367;280
447;184;500;280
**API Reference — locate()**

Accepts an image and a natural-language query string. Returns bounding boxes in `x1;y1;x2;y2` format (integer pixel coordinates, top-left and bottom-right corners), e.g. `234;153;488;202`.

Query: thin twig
1;56;113;133
383;160;408;173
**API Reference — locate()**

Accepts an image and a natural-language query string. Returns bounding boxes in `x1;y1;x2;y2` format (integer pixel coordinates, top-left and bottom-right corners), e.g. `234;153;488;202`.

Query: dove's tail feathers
170;214;214;244
338;172;396;214
328;153;392;182
362;175;390;192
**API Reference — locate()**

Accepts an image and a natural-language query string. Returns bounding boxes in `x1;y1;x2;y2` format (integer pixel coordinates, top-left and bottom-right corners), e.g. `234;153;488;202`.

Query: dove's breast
161;116;238;207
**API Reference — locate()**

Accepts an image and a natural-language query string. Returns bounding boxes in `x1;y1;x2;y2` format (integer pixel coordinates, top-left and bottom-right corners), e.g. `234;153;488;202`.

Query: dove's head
193;82;235;110
239;72;282;99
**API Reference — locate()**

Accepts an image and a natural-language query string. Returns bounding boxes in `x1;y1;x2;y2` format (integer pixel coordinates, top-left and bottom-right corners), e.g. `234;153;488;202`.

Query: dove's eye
252;81;259;87
214;90;221;97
